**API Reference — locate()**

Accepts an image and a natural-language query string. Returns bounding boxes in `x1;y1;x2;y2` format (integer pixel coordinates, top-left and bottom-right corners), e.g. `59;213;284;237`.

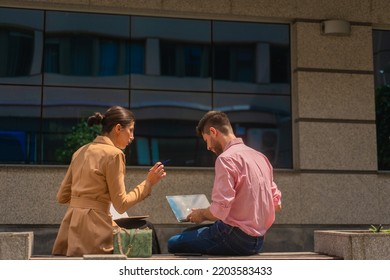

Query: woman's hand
146;162;167;187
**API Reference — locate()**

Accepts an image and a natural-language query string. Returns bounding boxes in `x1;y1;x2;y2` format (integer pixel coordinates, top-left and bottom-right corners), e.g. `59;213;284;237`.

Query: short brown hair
196;111;232;136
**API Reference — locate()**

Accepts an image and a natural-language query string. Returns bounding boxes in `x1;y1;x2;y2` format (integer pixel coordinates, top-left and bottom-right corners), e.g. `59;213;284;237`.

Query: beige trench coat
52;136;151;257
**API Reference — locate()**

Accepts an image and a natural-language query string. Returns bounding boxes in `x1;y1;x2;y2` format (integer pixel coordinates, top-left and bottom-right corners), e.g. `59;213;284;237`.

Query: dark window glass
44;11;130;88
214;93;292;168
0;8;291;168
0;85;41;163
130;41;145;74
214;44;255;83
213;21;290;94
160;42;210;77
0;8;43;84
42;87;129;163
373;30;390;170
131;16;211;91
129;90;212;166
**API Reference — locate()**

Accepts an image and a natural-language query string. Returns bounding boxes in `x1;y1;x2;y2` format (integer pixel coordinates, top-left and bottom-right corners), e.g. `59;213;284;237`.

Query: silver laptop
166;194;210;222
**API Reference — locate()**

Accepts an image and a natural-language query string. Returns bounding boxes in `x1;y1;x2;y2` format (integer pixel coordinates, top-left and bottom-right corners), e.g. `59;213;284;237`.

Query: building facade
1;0;390;254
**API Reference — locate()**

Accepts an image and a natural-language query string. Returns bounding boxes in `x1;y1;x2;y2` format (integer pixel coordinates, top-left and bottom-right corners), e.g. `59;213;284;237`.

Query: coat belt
70;196;110;213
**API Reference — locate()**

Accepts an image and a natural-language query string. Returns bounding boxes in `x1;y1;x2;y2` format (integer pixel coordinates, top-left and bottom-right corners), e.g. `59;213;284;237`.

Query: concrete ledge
0;232;34;260
83;254;127;260
32;252;339;260
314;230;390;260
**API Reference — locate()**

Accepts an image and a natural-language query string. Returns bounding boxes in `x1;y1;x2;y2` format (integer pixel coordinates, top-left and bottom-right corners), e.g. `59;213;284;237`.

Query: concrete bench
29;252;340;260
0;232;34;260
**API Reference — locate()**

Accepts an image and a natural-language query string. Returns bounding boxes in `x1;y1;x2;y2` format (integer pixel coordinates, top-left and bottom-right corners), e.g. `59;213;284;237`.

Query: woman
52;106;166;257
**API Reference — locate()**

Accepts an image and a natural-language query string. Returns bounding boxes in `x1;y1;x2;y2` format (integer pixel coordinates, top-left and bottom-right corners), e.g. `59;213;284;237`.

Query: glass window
214;93;291;168
0;8;44;85
44;11;130;88
42;87;129;163
131;16;212;91
0;85;41;163
0;8;291;168
129;90;212;166
213;21;290;94
373;30;390;170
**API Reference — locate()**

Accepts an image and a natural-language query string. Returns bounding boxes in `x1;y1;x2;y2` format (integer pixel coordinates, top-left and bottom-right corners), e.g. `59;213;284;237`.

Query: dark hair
196;111;232;136
87;106;135;134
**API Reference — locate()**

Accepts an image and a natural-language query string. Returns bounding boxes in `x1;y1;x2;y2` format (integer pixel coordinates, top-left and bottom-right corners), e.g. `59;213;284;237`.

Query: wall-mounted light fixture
321;19;351;36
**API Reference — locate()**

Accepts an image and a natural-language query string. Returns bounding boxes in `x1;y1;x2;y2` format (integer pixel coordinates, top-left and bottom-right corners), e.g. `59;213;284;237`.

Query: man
167;111;282;255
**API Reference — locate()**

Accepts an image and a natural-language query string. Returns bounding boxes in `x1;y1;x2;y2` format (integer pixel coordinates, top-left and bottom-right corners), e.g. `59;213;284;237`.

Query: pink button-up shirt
209;138;281;237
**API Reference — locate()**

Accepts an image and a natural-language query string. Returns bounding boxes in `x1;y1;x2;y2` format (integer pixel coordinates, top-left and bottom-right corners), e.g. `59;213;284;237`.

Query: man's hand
187;207;217;224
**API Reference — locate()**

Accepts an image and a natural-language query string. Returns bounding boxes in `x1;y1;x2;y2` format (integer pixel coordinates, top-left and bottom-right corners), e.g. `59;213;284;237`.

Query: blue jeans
167;220;264;255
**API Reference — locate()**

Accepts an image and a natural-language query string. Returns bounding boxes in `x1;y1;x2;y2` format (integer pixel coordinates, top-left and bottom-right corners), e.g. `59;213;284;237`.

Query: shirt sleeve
272;181;282;206
106;153;152;214
209;156;236;220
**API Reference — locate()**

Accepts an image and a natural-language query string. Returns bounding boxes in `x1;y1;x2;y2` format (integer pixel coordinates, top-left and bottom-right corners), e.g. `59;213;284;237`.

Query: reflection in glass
42;87;129;163
0;8;292;168
44;11;130;88
214;93;292;168
373;30;390;170
0;86;41;163
131;16;211;91
0;8;43;84
129;90;212;166
213;21;290;94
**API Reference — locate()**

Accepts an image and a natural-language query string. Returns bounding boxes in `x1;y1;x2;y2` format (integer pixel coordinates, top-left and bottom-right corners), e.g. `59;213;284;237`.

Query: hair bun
87;112;104;127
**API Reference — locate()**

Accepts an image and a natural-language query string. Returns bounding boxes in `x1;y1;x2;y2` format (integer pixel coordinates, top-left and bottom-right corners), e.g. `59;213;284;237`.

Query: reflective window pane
0;7;292;168
44;11;130;88
0;85;41;163
213;21;290;94
131;17;211;91
0;8;43;84
214;93;292;168
373;30;390;170
42;87;129;163
129;90;212;166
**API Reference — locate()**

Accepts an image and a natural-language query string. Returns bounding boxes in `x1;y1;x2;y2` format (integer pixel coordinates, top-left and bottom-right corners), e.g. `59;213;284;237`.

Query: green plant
56;120;101;163
369;224;390;233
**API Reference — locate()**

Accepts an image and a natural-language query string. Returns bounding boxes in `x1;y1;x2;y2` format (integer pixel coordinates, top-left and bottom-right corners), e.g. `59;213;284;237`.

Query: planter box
314;230;390;260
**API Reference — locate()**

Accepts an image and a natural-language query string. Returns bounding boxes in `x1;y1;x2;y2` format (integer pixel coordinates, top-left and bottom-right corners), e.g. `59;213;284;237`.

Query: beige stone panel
0;0;89;10
377;173;390;222
271;171;302;224
0;166;65;224
0;0;162;14
231;0;296;20
295;22;373;71
295;72;375;120
372;0;390;24
163;0;231;15
90;0;162;10
0;166;295;225
300;173;381;224
296;0;371;22
298;122;377;171
0;166;216;224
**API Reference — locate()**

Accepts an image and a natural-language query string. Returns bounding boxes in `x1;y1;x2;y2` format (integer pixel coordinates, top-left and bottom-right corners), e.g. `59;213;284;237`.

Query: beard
211;137;223;156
